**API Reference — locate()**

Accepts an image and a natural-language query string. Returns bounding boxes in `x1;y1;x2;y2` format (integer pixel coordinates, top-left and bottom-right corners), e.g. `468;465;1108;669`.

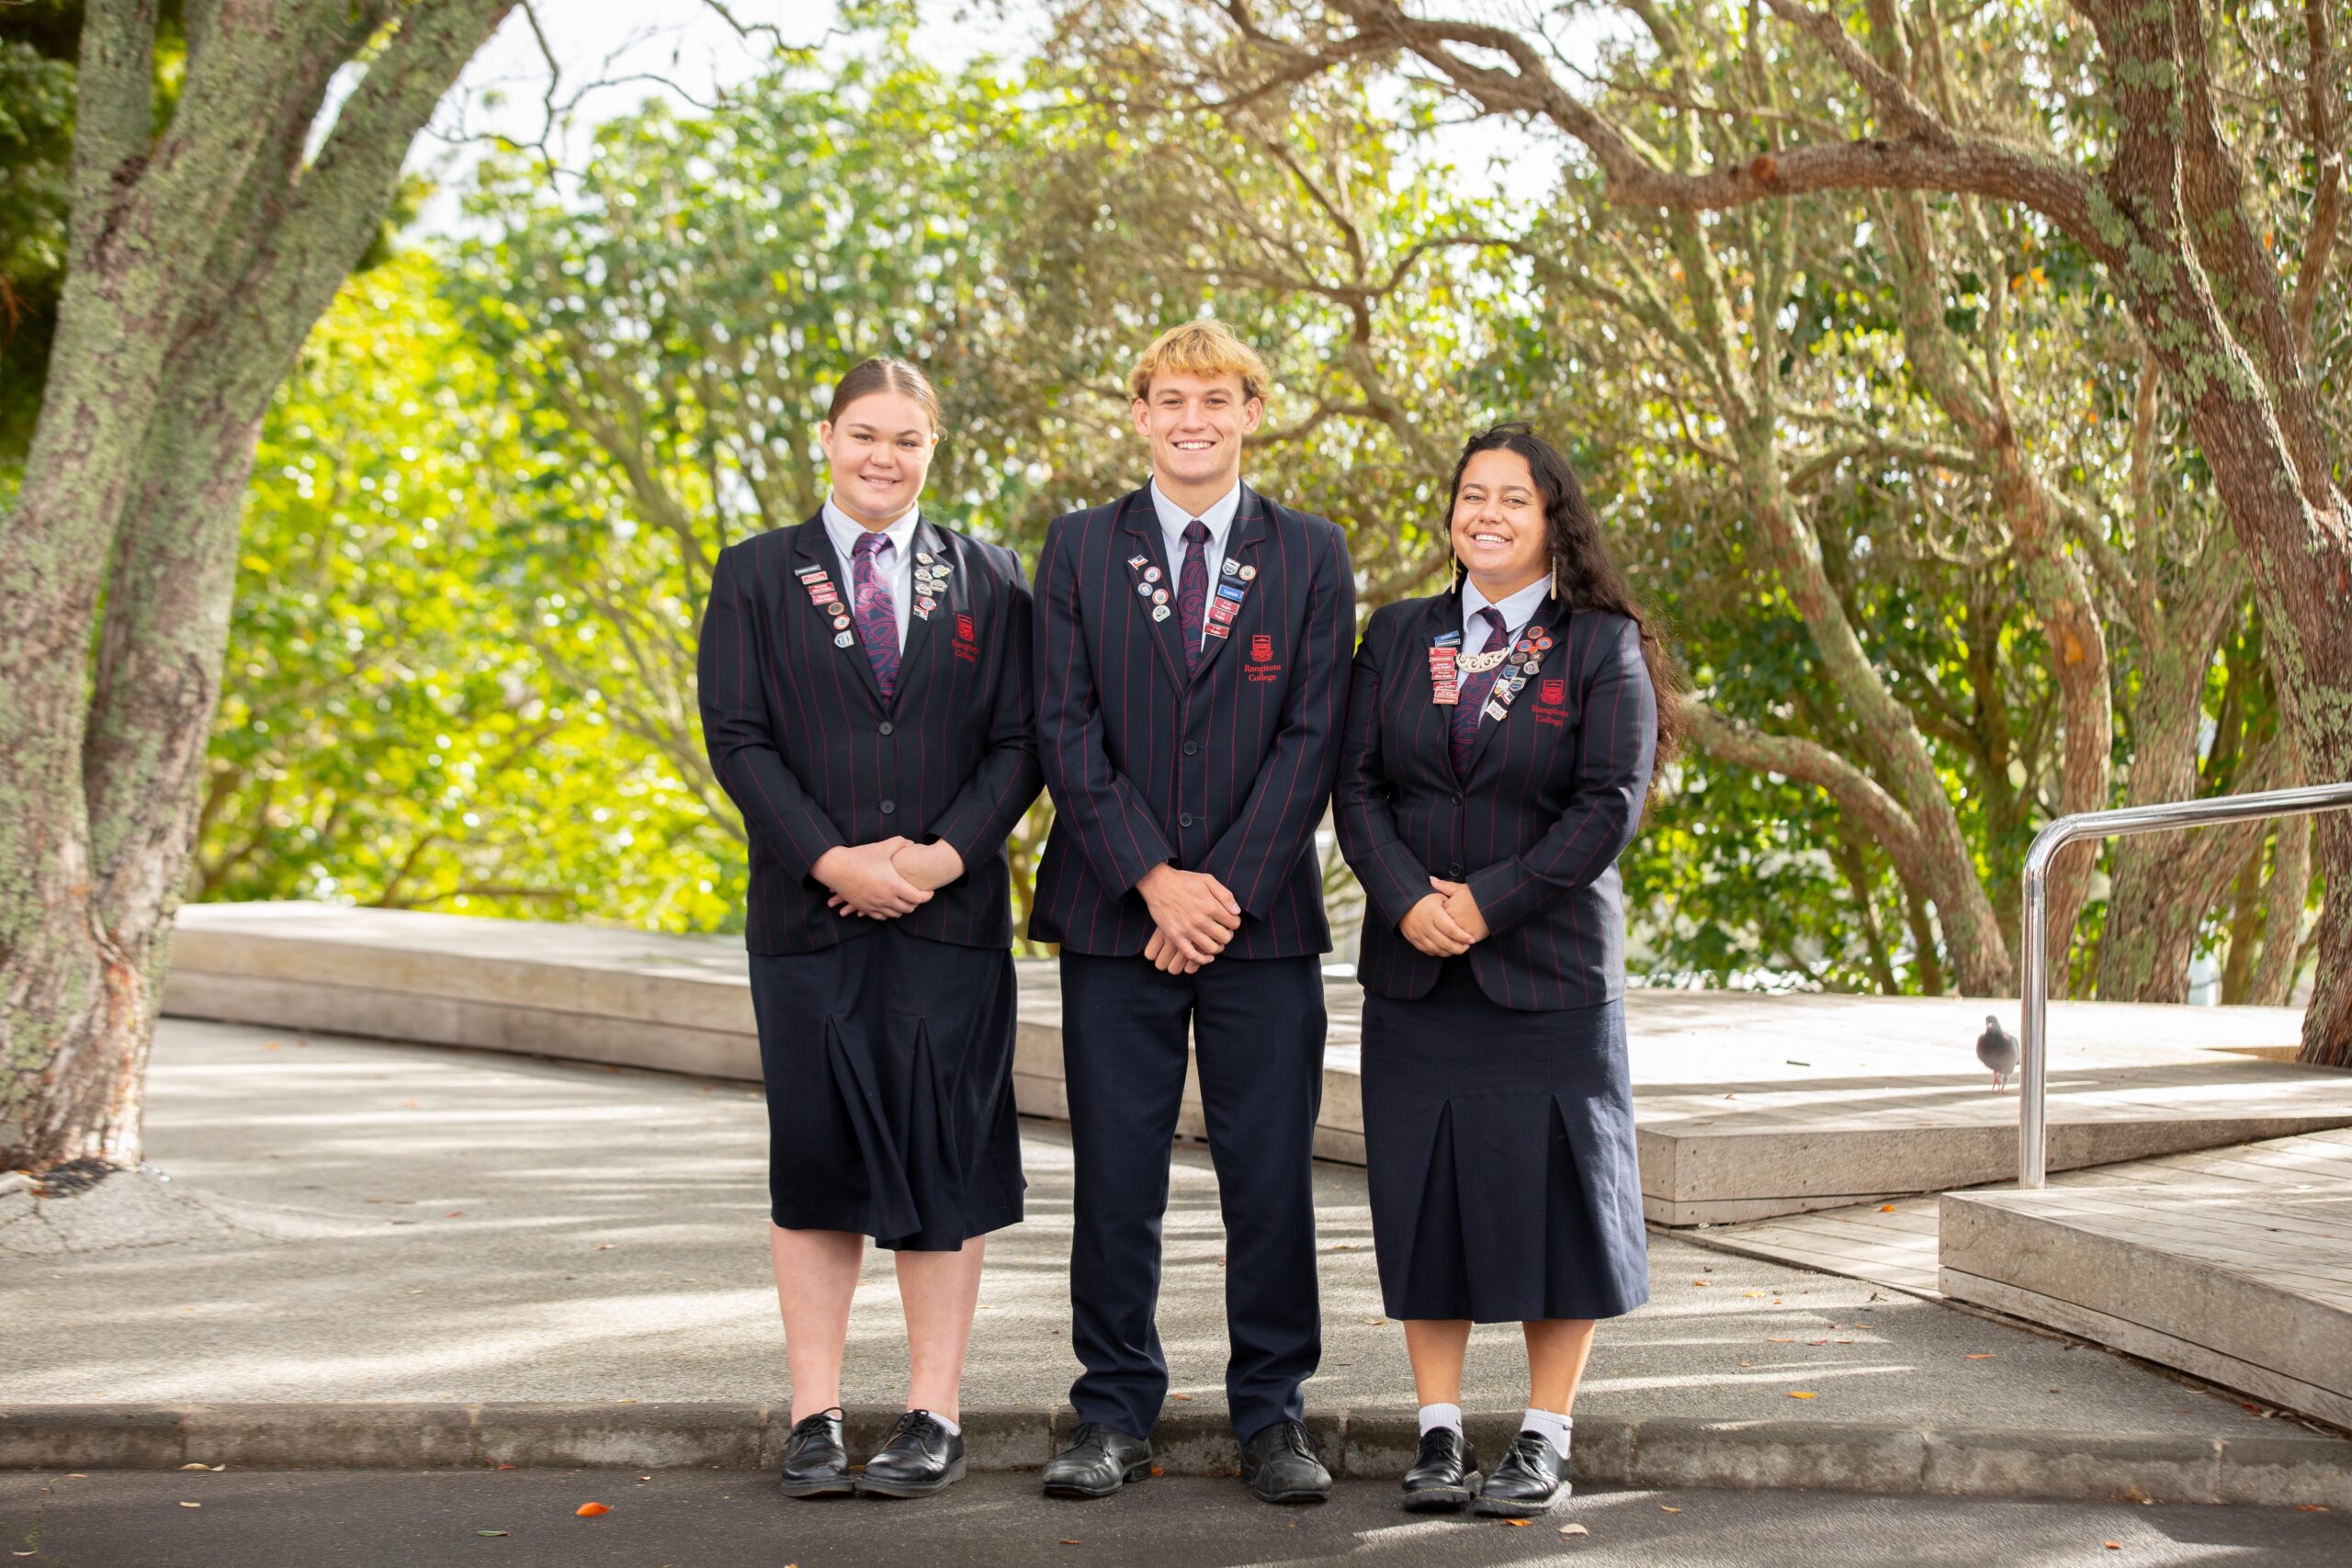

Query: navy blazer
1336;590;1657;1010
1030;483;1356;957
697;512;1043;954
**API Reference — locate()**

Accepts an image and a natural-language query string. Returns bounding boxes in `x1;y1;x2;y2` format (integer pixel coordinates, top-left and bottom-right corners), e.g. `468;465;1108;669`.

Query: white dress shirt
1461;571;1551;651
1148;478;1244;649
822;497;920;652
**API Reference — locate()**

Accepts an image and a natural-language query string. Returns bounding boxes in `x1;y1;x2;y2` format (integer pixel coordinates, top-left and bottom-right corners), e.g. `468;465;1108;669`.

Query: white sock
914;1409;961;1436
1521;1407;1572;1454
1418;1402;1463;1436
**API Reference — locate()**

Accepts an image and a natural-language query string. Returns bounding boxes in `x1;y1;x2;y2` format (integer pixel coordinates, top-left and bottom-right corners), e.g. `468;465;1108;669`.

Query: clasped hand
816;837;965;919
1138;863;1242;975
1400;875;1488;957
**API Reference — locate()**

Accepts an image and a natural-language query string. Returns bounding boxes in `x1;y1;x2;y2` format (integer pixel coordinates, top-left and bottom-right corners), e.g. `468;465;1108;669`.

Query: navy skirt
749;926;1025;1251
1361;959;1647;1322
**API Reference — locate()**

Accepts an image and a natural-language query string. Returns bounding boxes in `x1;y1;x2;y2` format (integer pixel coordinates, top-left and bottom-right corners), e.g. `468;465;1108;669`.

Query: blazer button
1448;863;1464;878
1183;741;1198;756
1179;813;1193;828
878;721;895;737
880;800;897;816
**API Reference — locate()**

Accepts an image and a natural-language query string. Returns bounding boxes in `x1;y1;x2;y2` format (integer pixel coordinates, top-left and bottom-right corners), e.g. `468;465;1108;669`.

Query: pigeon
1977;1014;2020;1094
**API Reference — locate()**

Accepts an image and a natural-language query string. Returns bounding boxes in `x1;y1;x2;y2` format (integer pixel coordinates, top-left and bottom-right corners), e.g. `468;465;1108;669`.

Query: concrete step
1939;1149;2352;1431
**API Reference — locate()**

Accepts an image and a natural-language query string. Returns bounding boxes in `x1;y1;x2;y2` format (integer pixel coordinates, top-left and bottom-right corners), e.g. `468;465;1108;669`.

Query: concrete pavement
4;1019;2348;1503
6;1470;2347;1568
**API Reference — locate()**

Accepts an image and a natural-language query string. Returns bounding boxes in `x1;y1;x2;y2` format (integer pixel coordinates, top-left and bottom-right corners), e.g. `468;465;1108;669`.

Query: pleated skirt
1361;958;1648;1323
749;926;1025;1251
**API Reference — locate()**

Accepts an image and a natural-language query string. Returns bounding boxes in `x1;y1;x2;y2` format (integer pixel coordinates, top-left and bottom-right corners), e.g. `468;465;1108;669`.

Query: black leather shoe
1399;1426;1479;1511
1473;1428;1570;1516
1042;1422;1154;1499
775;1407;853;1499
1238;1419;1331;1505
856;1410;966;1499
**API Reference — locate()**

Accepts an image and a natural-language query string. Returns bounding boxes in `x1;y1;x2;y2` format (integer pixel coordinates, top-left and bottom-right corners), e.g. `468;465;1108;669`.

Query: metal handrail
2017;778;2352;1189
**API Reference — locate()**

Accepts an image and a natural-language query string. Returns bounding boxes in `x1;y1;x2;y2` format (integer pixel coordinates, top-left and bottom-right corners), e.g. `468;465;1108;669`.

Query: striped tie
852;531;900;704
1177;520;1212;674
1450;606;1510;777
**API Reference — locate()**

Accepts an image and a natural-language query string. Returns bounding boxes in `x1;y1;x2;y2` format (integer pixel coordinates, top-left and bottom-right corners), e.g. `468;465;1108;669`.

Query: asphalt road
4;1469;2345;1568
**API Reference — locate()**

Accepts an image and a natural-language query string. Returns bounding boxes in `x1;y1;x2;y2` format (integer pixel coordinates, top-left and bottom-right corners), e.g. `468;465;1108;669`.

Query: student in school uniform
1334;422;1681;1517
696;356;1043;1502
1030;321;1356;1505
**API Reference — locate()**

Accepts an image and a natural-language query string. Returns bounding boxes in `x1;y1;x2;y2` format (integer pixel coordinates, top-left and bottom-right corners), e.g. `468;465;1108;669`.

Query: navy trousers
1059;953;1326;1443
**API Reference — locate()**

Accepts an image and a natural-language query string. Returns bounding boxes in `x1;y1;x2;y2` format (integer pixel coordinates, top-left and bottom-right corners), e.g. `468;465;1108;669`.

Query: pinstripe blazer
1030;483;1356;957
696;512;1043;954
1336;590;1657;1010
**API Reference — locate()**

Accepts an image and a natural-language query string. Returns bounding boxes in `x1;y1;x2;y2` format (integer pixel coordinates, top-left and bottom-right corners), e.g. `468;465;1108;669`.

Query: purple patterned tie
1177;519;1212;674
852;530;900;704
1450;606;1510;777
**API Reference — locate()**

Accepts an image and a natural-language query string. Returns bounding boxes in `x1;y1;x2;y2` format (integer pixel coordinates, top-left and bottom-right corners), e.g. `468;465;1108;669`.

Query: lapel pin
1151;604;1171;622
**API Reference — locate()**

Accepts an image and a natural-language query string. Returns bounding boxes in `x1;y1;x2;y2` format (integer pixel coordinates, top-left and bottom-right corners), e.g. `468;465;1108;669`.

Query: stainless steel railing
2017;779;2352;1188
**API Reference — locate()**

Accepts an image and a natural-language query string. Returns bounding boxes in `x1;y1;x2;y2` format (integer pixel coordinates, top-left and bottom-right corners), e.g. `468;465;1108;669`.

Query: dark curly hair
1446;422;1684;774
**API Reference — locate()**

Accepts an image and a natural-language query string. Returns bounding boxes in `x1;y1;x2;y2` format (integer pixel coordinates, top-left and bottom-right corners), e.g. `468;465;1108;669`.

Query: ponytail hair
826;356;942;433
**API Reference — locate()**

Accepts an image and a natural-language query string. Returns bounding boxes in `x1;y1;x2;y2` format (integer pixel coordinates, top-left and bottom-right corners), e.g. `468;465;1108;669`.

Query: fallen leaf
1879;1204;1896;1213
1660;1505;1682;1513
1169;1393;1193;1402
1690;1280;1711;1288
1787;1391;1817;1400
2295;1504;2332;1512
179;1501;200;1508
179;1463;209;1471
1059;1540;1082;1547
476;1529;511;1537
575;1502;610;1517
596;1244;614;1251
1560;1521;1591;1537
1965;1353;1997;1359
1503;1517;1531;1527
444;1212;465;1219
1148;1466;1165;1477
497;1463;516;1470
2125;1484;2151;1504
2104;1543;2121;1551
1361;1314;1386;1325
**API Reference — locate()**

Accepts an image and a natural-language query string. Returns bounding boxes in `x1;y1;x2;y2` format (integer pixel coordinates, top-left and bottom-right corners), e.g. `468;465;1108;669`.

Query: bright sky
403;0;1580;236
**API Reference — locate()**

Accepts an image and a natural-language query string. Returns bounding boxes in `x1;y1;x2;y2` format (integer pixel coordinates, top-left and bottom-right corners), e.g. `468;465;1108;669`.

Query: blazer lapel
1187;485;1271;684
789;513;884;710
1462;592;1566;780
1115;489;1189;691
889;516;953;711
1408;591;1464;783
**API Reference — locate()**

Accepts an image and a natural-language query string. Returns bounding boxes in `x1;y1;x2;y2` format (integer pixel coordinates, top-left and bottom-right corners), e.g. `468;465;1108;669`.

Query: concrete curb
2;1404;2344;1507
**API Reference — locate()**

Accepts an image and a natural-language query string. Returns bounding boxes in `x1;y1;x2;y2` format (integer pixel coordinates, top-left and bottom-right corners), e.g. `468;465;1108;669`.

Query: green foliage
200;252;741;931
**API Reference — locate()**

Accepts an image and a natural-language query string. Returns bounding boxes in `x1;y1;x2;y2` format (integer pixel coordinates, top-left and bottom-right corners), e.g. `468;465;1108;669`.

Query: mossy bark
0;0;515;1173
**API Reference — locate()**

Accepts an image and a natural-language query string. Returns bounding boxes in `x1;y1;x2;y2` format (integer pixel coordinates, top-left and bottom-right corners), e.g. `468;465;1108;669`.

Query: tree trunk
0;0;517;1173
2251;813;2313;1007
2098;635;2209;1000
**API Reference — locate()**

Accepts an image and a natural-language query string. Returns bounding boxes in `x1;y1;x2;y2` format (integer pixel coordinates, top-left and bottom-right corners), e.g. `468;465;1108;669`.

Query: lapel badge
1144;566;1163;583
1152;589;1170;604
1222;559;1240;577
834;630;855;649
1127;554;1148;570
1239;564;1257;581
1151;604;1172;622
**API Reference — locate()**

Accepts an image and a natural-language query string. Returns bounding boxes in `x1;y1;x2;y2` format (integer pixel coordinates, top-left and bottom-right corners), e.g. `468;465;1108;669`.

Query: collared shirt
822;497;920;651
1148;478;1243;649
1461;571;1551;651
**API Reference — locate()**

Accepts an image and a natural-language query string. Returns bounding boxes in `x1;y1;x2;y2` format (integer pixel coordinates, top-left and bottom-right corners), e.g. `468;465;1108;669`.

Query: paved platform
1939;1132;2352;1430
6;1019;2347;1503
165;905;2347;1226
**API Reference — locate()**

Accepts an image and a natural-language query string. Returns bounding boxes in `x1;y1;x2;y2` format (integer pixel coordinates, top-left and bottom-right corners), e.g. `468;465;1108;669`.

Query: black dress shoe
856;1410;966;1499
775;1407;853;1499
1042;1422;1154;1499
1238;1419;1331;1505
1399;1426;1479;1511
1473;1428;1570;1516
